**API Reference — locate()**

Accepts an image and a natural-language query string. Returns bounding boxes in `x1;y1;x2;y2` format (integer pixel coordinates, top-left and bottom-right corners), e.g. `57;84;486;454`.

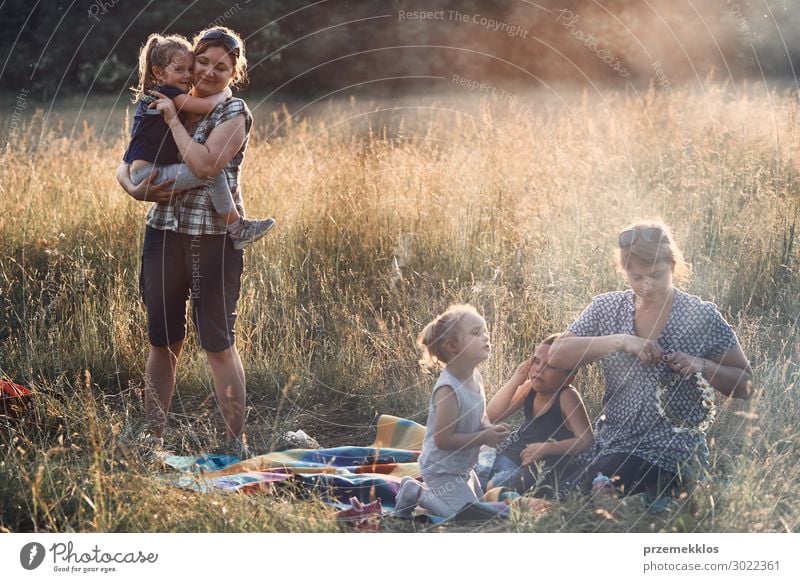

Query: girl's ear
442;338;460;361
150;66;163;82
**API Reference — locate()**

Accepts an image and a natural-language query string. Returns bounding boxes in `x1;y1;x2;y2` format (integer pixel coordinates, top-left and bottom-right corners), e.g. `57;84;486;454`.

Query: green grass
1;84;798;532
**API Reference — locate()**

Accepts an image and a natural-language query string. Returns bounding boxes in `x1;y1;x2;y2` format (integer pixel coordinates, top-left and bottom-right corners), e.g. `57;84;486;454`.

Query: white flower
656;372;716;434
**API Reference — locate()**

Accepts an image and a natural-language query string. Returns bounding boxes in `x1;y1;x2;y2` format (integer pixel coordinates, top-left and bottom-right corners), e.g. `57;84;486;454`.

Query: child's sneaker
230;217;276;250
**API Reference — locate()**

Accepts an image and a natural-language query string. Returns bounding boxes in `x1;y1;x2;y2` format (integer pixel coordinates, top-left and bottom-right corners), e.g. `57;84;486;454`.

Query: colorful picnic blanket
162;415;427;510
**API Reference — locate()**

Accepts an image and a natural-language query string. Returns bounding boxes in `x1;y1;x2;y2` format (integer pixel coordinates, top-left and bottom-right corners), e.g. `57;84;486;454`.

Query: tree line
1;0;796;100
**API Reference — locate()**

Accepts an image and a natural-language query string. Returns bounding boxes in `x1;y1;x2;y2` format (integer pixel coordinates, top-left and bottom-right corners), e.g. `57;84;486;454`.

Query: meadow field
0;83;798;533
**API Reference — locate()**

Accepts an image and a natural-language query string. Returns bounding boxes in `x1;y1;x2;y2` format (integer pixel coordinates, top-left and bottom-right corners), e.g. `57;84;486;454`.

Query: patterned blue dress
568;289;738;474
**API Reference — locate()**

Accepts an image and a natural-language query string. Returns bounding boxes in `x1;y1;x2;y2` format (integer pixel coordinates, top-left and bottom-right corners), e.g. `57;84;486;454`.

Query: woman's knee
204;344;237;363
150;340;184;358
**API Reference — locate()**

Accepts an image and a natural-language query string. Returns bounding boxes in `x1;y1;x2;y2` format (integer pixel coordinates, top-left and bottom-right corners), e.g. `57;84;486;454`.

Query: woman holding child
549;220;753;498
116;26;256;454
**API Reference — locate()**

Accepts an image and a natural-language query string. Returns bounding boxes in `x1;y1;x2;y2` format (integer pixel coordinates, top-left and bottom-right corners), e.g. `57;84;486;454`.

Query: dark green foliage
2;0;795;100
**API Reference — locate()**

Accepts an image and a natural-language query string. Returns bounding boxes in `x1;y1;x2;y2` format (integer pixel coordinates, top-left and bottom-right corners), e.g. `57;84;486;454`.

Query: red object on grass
1;379;33;421
335;497;383;531
1;379;32;398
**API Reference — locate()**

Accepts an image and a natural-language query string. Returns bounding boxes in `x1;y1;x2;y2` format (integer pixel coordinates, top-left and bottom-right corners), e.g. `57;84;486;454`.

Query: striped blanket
162;415;426;511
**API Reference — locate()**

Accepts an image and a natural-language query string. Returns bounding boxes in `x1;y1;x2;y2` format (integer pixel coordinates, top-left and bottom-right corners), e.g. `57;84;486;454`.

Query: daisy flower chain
656;371;716;434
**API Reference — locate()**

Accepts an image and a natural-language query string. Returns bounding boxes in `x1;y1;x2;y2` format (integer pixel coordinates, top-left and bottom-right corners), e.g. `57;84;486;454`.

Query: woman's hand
116;163;178;203
620;334;664;366
148;90;179;125
664;352;705;376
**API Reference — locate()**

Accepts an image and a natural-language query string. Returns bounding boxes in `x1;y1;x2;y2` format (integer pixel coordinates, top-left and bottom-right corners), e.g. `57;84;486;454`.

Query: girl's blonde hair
192;26;248;88
616;219;692;286
418;304;481;369
131;33;192;102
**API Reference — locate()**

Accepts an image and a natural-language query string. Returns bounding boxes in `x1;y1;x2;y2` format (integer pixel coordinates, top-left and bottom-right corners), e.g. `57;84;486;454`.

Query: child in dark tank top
484;334;594;498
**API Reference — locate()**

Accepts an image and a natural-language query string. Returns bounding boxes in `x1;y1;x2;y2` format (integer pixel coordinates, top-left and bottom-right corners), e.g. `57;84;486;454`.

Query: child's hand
512;357;533;384
481;424;511;446
520;442;549;465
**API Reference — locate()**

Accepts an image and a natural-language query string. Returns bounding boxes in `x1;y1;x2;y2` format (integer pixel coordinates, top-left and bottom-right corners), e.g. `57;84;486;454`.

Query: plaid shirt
146;98;253;235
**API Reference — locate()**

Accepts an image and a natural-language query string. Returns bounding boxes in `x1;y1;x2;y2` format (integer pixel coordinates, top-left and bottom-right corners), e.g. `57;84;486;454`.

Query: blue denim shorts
486;454;522;489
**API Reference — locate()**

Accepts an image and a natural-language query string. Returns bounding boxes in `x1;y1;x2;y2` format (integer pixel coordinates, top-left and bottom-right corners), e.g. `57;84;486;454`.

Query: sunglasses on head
618;227;664;247
200;30;240;52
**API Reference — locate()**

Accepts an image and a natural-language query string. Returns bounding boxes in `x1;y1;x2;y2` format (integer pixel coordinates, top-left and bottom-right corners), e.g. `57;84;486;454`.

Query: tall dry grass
0;84;797;532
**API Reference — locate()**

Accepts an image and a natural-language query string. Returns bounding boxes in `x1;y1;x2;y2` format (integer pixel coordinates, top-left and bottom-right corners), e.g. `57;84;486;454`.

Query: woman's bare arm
665;345;753;399
166;113;246;179
549;331;666;369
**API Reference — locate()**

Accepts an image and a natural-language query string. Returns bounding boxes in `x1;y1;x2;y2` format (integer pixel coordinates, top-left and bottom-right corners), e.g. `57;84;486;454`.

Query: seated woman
549;220;753;498
484;334;593;499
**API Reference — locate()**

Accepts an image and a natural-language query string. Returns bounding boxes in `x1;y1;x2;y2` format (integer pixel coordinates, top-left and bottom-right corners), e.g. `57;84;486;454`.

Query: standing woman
117;27;253;453
549;220;753;497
